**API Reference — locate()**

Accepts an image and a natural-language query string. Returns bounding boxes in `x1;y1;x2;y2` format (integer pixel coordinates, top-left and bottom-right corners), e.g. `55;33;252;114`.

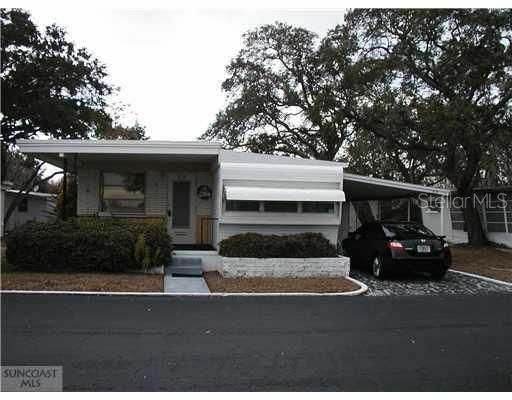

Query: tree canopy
1;9;113;146
201;22;362;160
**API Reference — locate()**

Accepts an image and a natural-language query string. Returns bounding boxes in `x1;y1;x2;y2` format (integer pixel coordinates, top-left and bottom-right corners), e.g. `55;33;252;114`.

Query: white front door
168;173;196;244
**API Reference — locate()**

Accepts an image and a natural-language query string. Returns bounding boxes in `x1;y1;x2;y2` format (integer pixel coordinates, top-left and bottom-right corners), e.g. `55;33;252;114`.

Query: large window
226;200;260;212
302;202;335;214
263;201;298;213
101;172;145;214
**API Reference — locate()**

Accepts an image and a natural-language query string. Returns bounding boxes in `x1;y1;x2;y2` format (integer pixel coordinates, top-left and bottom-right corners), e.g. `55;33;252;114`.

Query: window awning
224;186;345;202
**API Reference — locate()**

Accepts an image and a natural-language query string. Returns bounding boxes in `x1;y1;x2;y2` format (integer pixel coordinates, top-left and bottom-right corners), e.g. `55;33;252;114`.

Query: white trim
3;189;56;198
224;186;345;202
17;139;222;155
450;269;512;287
0;277;367;297
343;172;451;196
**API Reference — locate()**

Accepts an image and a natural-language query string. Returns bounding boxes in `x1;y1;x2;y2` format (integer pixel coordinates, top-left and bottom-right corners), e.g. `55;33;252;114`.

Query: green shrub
6;218;173;273
219;232;337;258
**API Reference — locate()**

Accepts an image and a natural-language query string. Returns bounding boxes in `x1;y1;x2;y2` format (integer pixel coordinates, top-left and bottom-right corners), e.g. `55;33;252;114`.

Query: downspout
61;154;68;221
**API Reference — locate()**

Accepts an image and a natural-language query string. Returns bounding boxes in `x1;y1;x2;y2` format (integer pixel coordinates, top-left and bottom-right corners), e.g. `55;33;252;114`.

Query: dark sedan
342;221;452;279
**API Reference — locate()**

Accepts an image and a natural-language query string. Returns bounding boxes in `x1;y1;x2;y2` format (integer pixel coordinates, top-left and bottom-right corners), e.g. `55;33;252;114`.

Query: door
168;174;196;244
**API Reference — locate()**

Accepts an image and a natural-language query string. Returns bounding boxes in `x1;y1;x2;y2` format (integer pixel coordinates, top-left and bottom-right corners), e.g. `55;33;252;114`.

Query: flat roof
17;139;348;169
343;173;451;199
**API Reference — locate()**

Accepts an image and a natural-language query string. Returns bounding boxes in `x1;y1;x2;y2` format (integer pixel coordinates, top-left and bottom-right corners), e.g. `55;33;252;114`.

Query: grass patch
451;245;512;283
1;271;163;292
204;271;360;293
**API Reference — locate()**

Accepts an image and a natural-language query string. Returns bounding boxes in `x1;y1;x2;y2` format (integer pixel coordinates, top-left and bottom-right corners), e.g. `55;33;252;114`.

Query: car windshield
382;223;435;238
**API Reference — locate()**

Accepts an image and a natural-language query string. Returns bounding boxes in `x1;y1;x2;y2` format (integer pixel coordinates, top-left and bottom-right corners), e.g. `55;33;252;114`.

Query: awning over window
224;186;345;202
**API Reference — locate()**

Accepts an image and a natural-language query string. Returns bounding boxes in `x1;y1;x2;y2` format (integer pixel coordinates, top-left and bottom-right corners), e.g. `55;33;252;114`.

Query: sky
29;8;345;142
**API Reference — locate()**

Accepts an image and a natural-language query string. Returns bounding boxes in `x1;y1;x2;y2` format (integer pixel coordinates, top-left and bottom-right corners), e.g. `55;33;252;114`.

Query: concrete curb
450;269;512;287
0;276;368;297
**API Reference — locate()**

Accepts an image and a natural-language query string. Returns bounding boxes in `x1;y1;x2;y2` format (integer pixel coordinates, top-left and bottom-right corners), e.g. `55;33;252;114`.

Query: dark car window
367;224;385;239
382;223;435;238
355;223;384;239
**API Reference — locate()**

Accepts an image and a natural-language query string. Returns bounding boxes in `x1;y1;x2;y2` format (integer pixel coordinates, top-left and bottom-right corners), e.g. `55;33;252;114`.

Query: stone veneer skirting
220;256;350;278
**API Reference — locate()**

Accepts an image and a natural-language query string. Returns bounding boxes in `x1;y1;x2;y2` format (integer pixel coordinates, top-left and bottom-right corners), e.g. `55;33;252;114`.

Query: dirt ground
451;245;512;283
0;272;163;292
204;271;360;293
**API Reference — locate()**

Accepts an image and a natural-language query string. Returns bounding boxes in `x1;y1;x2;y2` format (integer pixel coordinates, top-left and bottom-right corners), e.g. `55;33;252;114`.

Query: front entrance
168;174;196;244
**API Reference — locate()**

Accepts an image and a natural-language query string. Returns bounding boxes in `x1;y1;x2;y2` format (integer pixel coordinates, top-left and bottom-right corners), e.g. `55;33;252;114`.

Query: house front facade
18;140;347;250
18;139;458;254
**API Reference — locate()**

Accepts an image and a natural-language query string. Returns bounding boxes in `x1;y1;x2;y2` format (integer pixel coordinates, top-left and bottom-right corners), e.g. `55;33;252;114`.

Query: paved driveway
351;269;512;296
2;293;512;391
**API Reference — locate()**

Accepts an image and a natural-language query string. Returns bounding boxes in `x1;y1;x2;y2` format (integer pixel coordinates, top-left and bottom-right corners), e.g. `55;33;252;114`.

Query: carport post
60;153;68;221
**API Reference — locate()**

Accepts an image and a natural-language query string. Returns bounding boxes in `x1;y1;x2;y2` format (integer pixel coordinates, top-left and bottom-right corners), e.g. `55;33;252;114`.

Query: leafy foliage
1;9;113;145
6;218;172;272
219;232;337;258
201;22;361;160
95;121;148;140
346;9;512;243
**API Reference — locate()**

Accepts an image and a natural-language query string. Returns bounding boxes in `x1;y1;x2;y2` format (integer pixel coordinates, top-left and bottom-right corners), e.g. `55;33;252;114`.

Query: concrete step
168;266;203;277
169;257;202;267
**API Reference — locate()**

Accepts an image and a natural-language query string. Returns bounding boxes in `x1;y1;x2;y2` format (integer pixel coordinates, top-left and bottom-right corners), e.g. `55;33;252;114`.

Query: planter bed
1;272;163;292
204;271;359;293
451;245;512;283
221;256;350;278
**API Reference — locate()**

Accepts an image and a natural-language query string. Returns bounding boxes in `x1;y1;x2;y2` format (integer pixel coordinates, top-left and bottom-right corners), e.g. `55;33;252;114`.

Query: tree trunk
461;193;487;245
1;141;7;182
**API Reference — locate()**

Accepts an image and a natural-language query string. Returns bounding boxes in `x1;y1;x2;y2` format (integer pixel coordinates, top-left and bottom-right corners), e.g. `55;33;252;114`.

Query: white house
17;139;456;256
1;182;57;237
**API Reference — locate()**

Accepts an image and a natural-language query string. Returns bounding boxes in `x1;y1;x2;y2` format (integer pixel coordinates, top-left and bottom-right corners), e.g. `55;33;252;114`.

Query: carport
340;173;453;241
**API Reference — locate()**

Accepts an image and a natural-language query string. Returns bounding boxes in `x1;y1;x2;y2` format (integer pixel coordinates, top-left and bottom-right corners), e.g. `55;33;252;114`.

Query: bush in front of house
218;232;337;258
74;217;173;270
6;218;173;273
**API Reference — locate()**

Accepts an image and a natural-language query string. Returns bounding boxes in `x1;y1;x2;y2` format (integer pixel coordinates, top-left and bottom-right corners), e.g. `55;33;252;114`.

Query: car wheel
372;255;386;279
431;268;448;280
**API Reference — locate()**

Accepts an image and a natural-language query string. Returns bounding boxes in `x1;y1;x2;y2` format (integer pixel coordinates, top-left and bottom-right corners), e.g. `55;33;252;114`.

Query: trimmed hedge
219;232;337;258
6;218;173;273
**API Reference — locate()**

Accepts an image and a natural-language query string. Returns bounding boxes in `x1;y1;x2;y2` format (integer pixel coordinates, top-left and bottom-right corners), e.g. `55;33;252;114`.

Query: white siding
3;192;55;232
77;169;99;215
145;170;167;216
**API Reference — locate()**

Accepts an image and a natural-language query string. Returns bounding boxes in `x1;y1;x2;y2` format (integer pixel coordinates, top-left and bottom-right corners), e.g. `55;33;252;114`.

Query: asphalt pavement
2;293;512;391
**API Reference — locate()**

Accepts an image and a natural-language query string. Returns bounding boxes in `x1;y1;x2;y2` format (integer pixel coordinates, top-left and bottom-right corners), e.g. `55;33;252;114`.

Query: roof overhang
225;186;346;202
17;139;222;170
343;173;451;201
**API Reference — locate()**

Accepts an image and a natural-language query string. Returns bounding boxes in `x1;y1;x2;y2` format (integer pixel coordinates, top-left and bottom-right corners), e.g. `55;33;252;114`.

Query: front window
302;202;335;214
101;172;145;214
263;201;298;212
226;200;260;212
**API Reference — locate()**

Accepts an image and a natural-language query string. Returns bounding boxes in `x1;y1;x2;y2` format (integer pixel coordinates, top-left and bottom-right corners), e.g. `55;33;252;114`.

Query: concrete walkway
164;275;210;294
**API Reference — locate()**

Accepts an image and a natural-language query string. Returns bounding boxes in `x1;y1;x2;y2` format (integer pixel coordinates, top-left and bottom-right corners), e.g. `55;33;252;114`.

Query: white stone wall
221;256;350;278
